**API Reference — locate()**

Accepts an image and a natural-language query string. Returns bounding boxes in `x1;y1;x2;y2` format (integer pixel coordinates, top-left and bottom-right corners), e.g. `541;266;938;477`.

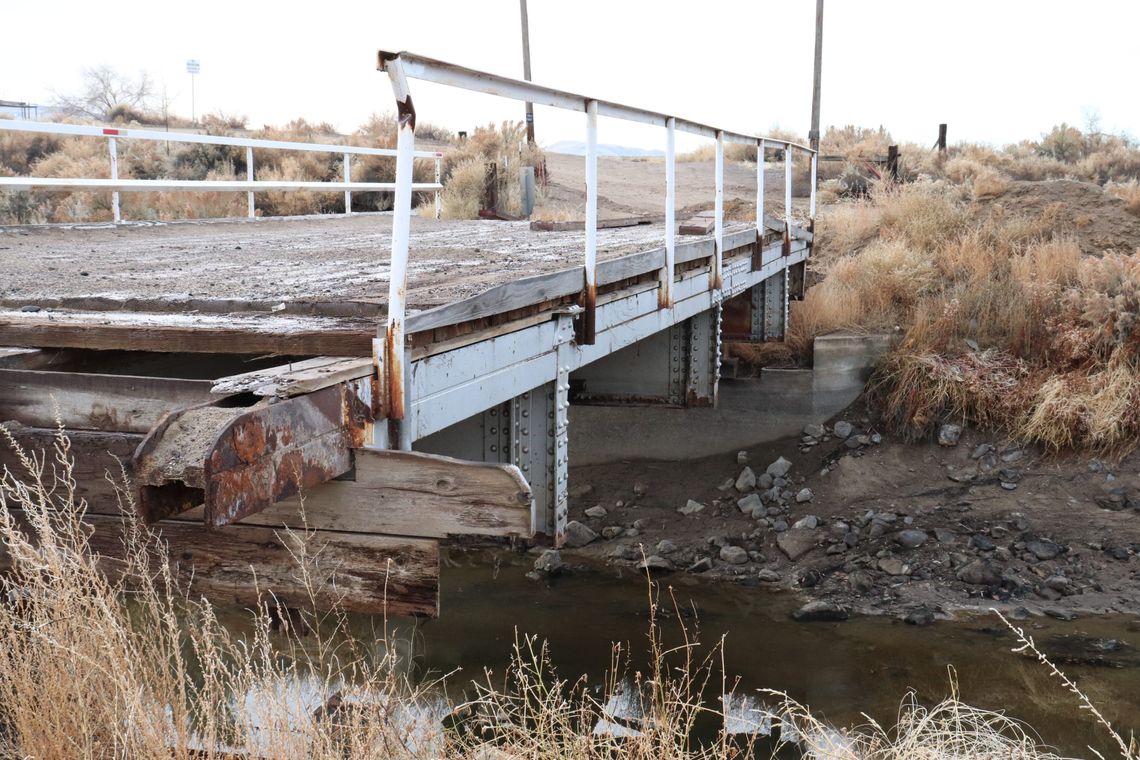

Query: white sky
4;0;1137;151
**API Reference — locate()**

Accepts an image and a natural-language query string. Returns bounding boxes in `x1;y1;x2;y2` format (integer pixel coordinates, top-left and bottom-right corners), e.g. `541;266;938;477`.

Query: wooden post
483;162;499;214
887;145;899;182
937;123;947;152
808;0;825;151
520;0;535;144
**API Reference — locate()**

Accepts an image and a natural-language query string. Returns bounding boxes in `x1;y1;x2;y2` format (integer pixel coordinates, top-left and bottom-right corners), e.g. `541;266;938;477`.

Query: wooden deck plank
0;310;375;356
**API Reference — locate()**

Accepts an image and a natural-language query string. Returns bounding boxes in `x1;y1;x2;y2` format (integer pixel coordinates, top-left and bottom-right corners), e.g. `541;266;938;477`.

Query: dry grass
1106;180;1140;215
438;120;546;219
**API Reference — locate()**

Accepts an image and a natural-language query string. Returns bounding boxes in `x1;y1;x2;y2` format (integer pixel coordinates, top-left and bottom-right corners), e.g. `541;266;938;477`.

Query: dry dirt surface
977;179;1140;256
555;403;1140;624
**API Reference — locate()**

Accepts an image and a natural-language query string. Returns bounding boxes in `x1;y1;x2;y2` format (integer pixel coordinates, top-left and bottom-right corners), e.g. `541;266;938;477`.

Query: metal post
809;0;825;152
108;136;120;223
343;153;352;215
434;156;442;219
246;146;255;218
383;57;416;430
757;138;765;234
784;145;793;224
661;116;675;308
520;0;536;144
713;130;724;291
810;151;818;225
581;99;598;345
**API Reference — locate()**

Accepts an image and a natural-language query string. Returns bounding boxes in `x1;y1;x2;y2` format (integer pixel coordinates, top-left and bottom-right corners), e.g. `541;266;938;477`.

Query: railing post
713;130;724;291
108;136;121;223
660;116;675;309
383;56;416;442
783;143;793;256
809;150;818;230
343;153;352;215
434;155;442;220
581;99;598;345
246;146;255;219
756;138;765;236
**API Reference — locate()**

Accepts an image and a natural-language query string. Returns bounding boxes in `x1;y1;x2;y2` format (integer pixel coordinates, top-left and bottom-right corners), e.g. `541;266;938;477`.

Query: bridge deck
0;214;747;314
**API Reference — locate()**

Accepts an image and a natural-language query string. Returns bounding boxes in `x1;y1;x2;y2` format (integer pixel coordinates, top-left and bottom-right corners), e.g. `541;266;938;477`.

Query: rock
18;304;41;313
803;423;826;438
870;432;883;445
833;421;854;439
757;472;774;490
623;528;640;538
639;555;674;572
719;545;750;565
1001;449;1025;463
737;493;762;514
795;488;814;503
934;528;957;544
903;606;936;626
878;557;910;576
970;535;996;552
792;601;848;622
894;530;928;550
765;457;793;479
677;499;706;516
717;477;735;492
735;467;757;492
736;450;749;464
601;526;623;540
568;483;594;499
772;519;789;532
687;557;713;573
584;505;608;519
956;559;1002;586
533;549;564;575
632;482;649;496
937;423;962;446
756;569;781;583
1036;585;1063;602
793;515;819;530
777;528;819;560
1045;575;1072;593
1106;546;1130;561
1026;539;1063;561
655;539;678;554
564;521;598;548
632;519;647;530
844;531;860;548
970;443;994;460
1044;608;1078;621
849;571;875;593
1000;481;1018;491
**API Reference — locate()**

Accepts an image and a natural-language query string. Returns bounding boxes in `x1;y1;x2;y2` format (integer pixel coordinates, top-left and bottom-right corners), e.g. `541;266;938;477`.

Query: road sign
186;59;200;74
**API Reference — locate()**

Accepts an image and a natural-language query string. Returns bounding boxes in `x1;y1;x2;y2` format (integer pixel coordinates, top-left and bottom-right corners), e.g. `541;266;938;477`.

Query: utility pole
519;0;535;143
808;0;824;151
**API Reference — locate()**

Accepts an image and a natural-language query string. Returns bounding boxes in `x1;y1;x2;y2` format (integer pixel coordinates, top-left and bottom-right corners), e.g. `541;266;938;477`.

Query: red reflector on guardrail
102;128;121;136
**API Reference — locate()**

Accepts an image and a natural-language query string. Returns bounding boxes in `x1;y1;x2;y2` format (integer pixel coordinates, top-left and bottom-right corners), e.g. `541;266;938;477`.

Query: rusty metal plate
203;383;371;526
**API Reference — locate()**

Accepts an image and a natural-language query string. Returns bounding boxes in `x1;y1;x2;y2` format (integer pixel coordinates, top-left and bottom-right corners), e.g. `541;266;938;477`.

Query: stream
383;551;1140;758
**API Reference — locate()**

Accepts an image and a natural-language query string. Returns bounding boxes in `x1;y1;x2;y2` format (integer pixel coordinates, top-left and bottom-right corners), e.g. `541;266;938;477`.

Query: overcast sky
4;0;1137;151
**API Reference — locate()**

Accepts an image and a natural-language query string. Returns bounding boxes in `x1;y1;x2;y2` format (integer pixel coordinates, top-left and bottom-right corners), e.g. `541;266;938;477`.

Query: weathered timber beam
211;356;373;398
0;422;141;512
180;449;532;539
0;369;217;433
0;509;440;617
762;212;814;243
0;311;374;356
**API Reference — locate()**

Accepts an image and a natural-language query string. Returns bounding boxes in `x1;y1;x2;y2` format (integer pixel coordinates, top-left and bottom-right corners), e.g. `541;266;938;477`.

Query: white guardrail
0;120;444;222
375;50;819;429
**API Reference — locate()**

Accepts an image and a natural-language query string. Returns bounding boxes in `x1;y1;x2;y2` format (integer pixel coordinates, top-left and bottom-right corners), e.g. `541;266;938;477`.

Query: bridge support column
751;270;788;341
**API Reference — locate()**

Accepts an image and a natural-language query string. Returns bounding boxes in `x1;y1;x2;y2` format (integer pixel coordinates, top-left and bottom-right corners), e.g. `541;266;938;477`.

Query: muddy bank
543;400;1140;623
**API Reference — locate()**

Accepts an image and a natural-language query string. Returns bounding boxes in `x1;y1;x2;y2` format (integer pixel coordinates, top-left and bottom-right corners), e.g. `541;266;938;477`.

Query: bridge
0;51;818;616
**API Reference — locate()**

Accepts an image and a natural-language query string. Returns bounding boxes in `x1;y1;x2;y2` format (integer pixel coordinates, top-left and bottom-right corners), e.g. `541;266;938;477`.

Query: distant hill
545;140;664;158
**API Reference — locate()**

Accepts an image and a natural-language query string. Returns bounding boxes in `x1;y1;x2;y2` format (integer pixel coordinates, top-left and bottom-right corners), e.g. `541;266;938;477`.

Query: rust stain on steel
386;319;405;420
783;222;792;257
578;280;597;345
203;384;372;526
686;388;714;407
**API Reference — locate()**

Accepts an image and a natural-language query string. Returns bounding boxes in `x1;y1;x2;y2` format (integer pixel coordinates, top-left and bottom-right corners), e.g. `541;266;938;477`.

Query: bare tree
54;66;154;122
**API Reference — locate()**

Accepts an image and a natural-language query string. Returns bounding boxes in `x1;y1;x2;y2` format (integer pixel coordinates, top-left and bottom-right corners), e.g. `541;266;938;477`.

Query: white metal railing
0;119;445;222
376;50;818;442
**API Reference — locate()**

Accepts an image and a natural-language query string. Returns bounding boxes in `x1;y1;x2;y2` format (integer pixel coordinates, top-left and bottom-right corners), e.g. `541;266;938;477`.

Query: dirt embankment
540;400;1140;624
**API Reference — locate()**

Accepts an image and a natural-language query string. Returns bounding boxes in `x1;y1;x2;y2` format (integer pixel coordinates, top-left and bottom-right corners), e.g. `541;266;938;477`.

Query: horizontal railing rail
376;50;819;448
0;119;445;222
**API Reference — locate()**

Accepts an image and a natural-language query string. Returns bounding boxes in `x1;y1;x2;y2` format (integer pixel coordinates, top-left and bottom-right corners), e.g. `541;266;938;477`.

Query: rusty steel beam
133;383;372;526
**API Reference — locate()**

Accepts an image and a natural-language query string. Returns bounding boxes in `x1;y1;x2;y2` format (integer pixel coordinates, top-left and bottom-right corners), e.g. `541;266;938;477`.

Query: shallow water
393;552;1140;758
